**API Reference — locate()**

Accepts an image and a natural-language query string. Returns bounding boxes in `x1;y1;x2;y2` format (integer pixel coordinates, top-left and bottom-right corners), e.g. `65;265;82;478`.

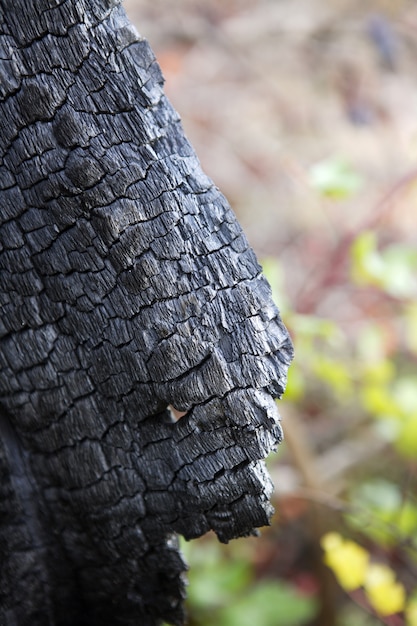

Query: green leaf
313;356;352;397
392;377;417;414
337;603;384;626
217;581;317;626
184;541;252;609
351;233;417;297
381;244;417;298
394;414;417;459
309;157;363;199
291;314;339;342
354;480;402;511
350;231;385;287
347;480;417;547
361;384;400;417
285;363;305;401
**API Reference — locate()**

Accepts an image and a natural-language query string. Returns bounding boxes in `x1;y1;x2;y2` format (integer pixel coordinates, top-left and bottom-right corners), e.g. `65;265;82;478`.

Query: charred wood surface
0;1;293;624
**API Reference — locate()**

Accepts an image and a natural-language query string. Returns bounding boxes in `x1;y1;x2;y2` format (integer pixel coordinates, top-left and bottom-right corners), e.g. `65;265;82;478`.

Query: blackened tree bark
0;1;293;624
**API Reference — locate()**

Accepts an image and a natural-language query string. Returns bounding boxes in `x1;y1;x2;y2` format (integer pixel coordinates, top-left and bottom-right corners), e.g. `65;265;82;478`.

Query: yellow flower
364;564;406;616
321;533;369;591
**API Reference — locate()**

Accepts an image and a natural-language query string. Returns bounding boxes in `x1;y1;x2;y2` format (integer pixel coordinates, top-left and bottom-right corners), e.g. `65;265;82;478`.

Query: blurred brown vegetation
125;0;417;248
124;2;417;625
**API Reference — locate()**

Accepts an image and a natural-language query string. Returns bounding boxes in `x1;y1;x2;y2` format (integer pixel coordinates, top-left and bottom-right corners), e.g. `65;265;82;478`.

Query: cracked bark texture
0;1;293;624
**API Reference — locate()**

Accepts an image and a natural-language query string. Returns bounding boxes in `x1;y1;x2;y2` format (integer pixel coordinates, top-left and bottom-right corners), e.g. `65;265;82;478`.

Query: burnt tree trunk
0;1;293;624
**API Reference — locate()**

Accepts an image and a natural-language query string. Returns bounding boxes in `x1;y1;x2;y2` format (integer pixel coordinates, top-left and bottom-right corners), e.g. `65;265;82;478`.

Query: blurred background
125;1;417;625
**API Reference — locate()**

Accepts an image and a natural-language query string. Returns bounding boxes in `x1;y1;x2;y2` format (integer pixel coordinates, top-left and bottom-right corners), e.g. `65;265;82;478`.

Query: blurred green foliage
352;231;417;298
309;157;364;200
180;539;317;626
347;479;417;549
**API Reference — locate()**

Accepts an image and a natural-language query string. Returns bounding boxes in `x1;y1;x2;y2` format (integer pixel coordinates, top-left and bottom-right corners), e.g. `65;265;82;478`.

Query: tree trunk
0;1;293;624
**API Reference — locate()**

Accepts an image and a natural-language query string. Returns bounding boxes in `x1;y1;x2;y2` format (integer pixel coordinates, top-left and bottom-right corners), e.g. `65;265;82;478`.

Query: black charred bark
0;1;293;624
